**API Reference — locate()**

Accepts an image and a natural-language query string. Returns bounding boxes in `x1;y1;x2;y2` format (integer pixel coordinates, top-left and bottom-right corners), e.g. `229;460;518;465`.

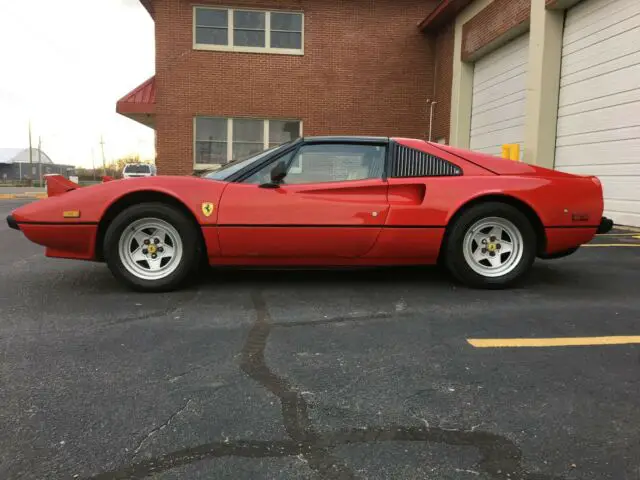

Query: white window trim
193;117;303;170
193;6;304;56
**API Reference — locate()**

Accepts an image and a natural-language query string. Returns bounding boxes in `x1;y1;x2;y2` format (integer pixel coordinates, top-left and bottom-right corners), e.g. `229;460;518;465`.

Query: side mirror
260;161;287;189
270;161;287;183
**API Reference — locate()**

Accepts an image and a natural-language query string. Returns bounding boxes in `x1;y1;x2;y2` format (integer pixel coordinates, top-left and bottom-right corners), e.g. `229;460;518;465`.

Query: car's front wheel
444;202;537;289
103;202;203;292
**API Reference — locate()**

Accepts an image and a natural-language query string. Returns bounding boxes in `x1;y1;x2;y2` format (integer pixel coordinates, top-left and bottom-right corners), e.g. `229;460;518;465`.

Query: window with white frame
194;7;303;54
194;117;302;167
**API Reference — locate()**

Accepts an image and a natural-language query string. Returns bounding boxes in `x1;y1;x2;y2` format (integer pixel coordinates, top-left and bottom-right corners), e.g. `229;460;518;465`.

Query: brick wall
154;0;438;175
430;23;454;144
461;0;531;61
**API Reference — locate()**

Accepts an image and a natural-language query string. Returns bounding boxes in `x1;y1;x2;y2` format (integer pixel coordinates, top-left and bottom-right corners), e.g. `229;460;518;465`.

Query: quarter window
391;144;462;177
194;7;304;54
194;117;301;168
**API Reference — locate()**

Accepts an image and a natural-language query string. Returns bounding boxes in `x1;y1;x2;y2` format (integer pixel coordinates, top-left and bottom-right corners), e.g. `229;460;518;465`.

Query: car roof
301;136;389;144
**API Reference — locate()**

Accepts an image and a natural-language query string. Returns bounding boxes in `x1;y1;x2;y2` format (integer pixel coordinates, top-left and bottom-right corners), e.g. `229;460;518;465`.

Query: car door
217;141;390;258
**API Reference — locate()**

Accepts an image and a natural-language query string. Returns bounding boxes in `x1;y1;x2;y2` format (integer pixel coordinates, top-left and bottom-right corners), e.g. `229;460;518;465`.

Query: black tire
103;202;203;292
443;202;537;289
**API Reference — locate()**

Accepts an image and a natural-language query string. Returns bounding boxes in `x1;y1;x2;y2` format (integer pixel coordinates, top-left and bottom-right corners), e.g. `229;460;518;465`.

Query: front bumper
597;216;613;234
6;215;19;231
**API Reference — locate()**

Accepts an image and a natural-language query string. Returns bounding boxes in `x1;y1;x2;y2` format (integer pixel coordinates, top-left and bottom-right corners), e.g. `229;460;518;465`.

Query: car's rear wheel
444;202;537;289
103;202;202;292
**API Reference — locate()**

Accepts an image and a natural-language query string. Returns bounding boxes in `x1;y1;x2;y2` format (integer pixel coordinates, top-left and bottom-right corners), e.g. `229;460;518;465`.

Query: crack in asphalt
87;292;565;480
131;399;194;460
105;291;201;327
272;311;395;329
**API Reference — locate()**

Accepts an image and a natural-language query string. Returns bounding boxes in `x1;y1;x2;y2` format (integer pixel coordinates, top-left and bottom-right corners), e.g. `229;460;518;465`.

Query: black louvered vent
391;144;462;178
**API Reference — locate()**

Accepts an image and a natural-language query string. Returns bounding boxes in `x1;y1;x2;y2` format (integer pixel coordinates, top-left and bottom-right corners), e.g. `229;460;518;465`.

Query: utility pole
28;120;33;165
91;148;96;181
28;121;33;185
99;135;106;175
38;136;43;187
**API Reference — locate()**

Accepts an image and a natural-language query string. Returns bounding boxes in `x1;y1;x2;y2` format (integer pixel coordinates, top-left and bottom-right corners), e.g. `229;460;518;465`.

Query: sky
0;0;155;168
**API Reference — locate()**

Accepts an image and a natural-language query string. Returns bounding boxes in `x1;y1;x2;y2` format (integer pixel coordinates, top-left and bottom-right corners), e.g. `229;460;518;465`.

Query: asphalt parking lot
1;198;639;480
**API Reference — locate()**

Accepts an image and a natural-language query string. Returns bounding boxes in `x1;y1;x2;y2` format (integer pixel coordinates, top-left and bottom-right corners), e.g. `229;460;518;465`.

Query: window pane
233;119;264;143
271;12;302;31
285;144;386;184
243;151;295;184
195;8;228;28
233;142;265;162
195;27;228;45
124;164;151;173
196;117;227;142
234;11;265;29
270;32;302;49
269;120;300;145
195;141;227;165
234;29;265;47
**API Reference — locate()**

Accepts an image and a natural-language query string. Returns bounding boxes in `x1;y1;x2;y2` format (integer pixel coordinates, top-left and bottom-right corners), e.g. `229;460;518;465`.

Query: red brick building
116;0;640;227
116;0;448;175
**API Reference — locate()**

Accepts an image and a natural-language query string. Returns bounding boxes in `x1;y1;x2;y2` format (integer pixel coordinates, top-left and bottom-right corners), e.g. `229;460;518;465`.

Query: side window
242;144;386;185
243;150;296;184
286;144;385;184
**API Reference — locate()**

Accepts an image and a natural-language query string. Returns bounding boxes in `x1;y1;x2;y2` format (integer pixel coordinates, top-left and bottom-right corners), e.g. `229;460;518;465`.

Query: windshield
124;164;151;173
200;143;292;181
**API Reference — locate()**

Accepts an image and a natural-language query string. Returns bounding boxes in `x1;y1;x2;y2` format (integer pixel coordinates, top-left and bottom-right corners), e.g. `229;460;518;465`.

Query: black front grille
391;144;462;178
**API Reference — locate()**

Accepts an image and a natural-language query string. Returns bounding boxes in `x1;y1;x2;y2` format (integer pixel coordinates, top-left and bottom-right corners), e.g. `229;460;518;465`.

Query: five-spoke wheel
104;202;202;292
118;218;183;281
444;202;536;289
462;217;523;278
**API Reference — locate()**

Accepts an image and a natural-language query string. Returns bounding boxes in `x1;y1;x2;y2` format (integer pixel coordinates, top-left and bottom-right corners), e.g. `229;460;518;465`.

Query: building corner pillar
449;0;493;149
523;0;565;168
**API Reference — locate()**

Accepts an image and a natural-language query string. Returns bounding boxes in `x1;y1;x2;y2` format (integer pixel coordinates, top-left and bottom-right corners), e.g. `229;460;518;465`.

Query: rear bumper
597;216;613;234
6;215;19;231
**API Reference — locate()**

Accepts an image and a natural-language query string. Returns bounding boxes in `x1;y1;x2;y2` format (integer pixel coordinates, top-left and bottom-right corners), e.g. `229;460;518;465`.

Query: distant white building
0;148;74;182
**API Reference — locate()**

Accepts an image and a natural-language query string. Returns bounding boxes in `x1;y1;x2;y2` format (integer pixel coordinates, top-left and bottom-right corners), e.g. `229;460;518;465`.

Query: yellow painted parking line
0;193;47;199
583;244;640;247
468;336;640;348
596;233;639;236
614;226;640;232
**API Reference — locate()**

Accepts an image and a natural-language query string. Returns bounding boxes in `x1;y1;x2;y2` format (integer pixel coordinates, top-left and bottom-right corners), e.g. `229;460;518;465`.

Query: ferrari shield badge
201;202;215;217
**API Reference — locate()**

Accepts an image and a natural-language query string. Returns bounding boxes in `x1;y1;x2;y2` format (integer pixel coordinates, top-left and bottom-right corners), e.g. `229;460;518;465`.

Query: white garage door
555;0;640;227
470;34;529;159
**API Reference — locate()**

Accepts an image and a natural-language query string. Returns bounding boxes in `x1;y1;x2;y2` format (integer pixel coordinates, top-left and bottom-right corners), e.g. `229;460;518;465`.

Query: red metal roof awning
419;0;473;31
117;76;156;114
116;76;156;128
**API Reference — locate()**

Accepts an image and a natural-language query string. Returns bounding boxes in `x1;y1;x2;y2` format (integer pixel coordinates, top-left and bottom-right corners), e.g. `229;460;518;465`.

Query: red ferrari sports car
7;136;612;292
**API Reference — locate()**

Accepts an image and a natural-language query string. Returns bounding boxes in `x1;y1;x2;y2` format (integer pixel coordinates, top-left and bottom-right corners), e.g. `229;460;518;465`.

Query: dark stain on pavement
240;291;357;479
87;292;565;480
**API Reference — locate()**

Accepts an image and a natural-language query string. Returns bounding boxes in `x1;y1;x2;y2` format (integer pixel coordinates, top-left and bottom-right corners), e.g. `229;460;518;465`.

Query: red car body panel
8;137;607;267
217;179;389;258
18;224;98;260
